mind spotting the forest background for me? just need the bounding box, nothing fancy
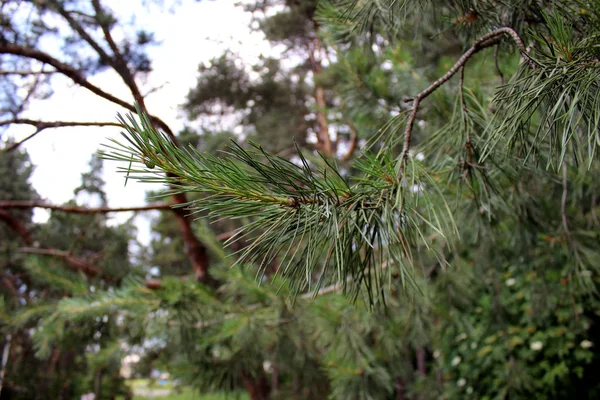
[1,1,599,400]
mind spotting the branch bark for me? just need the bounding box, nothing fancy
[0,120,121,152]
[17,247,101,277]
[0,42,173,136]
[308,36,332,157]
[0,200,172,214]
[399,27,534,176]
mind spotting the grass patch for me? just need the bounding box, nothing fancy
[125,379,248,400]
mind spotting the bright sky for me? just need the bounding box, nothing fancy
[5,0,273,245]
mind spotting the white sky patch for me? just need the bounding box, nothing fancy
[5,0,273,245]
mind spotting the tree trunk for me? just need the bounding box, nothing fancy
[94,368,103,400]
[416,346,427,400]
[241,370,271,400]
[308,36,332,157]
[395,376,406,400]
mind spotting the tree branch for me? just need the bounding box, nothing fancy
[399,27,534,175]
[91,0,149,121]
[341,124,358,161]
[1,2,211,285]
[0,200,172,214]
[0,70,56,76]
[0,43,173,136]
[16,247,101,277]
[0,209,32,245]
[0,120,121,152]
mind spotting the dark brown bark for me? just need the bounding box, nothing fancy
[171,192,214,286]
[94,368,103,400]
[1,277,19,298]
[241,370,271,400]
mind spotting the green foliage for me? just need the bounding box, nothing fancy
[4,0,600,399]
[103,108,456,301]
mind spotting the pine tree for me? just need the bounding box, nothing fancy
[3,1,600,399]
[100,1,600,398]
[1,152,135,399]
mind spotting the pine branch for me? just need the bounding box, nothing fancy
[103,108,455,298]
[399,27,534,174]
[0,200,171,214]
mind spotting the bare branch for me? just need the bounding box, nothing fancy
[0,120,122,152]
[0,70,57,76]
[55,5,114,68]
[308,36,332,157]
[143,82,169,98]
[91,0,149,120]
[0,200,172,214]
[0,43,173,136]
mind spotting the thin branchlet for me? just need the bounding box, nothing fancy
[398,27,535,177]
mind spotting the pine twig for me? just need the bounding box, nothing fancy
[399,27,535,176]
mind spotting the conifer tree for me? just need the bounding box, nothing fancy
[3,1,600,399]
[100,1,600,398]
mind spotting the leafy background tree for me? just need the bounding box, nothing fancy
[2,1,600,400]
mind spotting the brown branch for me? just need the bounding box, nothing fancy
[308,36,332,157]
[459,66,474,170]
[0,42,173,136]
[16,247,100,277]
[494,44,505,85]
[399,27,534,176]
[0,200,172,214]
[0,209,33,245]
[55,5,114,70]
[91,0,149,122]
[2,3,211,284]
[72,1,211,284]
[0,70,57,76]
[341,125,358,161]
[562,163,572,238]
[0,120,122,152]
